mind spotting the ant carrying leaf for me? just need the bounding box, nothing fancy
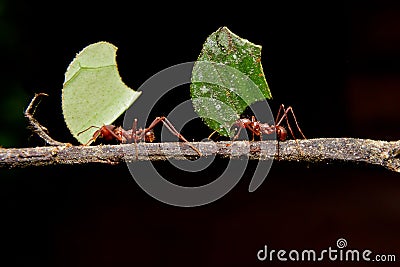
[231,104,306,142]
[78,116,202,156]
[191,27,306,155]
[207,103,307,153]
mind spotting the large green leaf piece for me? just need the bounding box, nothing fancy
[62,41,141,144]
[190,27,272,137]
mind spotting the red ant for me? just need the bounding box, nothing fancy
[230,104,306,142]
[78,116,202,156]
[208,104,306,157]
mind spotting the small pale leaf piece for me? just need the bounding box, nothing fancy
[190,27,272,137]
[62,41,141,144]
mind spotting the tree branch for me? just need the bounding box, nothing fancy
[1,138,399,172]
[5,93,398,172]
[24,93,70,146]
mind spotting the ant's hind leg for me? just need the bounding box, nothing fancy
[146,117,202,156]
[275,105,306,140]
[274,104,285,125]
[274,105,306,156]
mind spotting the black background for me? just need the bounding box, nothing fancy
[1,0,400,266]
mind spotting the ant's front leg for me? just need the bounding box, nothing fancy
[232,127,244,141]
[77,125,101,145]
[251,116,257,141]
[82,130,101,146]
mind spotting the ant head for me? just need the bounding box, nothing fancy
[144,130,155,142]
[89,127,108,143]
[276,125,287,141]
[78,125,120,145]
[98,125,118,141]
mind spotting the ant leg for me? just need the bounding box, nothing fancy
[161,117,202,156]
[131,118,139,159]
[276,104,306,140]
[83,131,101,146]
[251,116,256,141]
[271,111,283,159]
[231,124,257,142]
[245,125,260,141]
[278,106,297,142]
[276,139,281,160]
[276,105,306,155]
[77,126,100,146]
[232,126,244,141]
[208,130,218,140]
[226,126,243,147]
[145,117,202,156]
[130,119,138,141]
[274,104,285,125]
[143,116,164,133]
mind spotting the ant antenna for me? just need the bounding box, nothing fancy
[77,125,100,136]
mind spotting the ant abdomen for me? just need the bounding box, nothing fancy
[275,125,287,141]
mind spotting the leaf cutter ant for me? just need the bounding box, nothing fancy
[209,104,306,157]
[78,116,202,156]
[231,104,306,142]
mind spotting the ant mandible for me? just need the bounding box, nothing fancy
[217,104,306,142]
[78,116,202,156]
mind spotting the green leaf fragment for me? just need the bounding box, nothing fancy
[190,26,272,137]
[62,41,141,144]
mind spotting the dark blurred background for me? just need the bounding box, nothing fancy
[1,0,400,266]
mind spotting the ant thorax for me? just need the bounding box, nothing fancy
[121,128,138,143]
[120,128,155,143]
[99,125,119,141]
[119,128,131,143]
[259,123,275,135]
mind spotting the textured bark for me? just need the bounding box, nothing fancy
[1,138,400,172]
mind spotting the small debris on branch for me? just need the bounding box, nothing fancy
[24,93,70,146]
